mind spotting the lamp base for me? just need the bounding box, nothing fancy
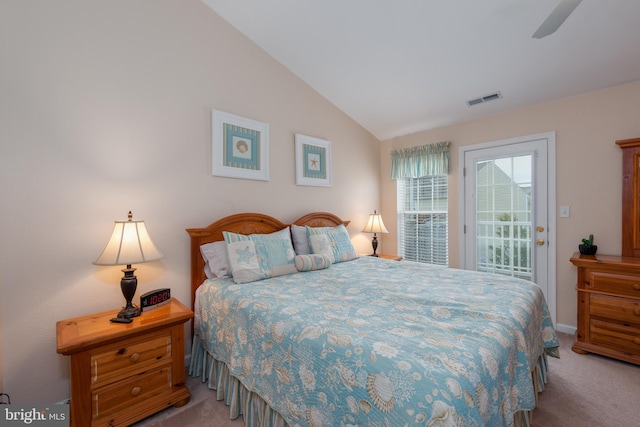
[117,305,141,319]
[371,234,379,257]
[118,266,141,319]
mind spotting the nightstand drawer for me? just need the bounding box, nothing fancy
[590,272,640,298]
[590,319,640,354]
[92,366,171,422]
[91,332,171,386]
[590,294,640,324]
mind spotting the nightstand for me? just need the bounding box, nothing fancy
[376,254,403,261]
[56,298,193,427]
[360,254,403,261]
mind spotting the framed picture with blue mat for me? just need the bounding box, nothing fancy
[295,133,331,187]
[212,110,269,181]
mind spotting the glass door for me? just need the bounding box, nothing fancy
[461,133,556,322]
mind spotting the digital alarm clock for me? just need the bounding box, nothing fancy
[140,288,171,312]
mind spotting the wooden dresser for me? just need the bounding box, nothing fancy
[570,137,640,365]
[570,253,640,364]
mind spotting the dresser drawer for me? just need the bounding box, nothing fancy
[590,294,640,324]
[590,319,640,354]
[91,332,171,386]
[92,366,172,421]
[589,272,640,298]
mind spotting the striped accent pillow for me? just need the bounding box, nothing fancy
[294,254,332,272]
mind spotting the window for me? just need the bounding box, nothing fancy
[397,175,448,265]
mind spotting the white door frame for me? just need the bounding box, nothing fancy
[458,132,556,324]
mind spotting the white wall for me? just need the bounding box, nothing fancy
[380,80,640,330]
[0,0,380,403]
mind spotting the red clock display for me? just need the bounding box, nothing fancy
[140,288,171,312]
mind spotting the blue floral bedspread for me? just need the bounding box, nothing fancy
[194,256,558,427]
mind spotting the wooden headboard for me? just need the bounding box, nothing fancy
[186,212,349,310]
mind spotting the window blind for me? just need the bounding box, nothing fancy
[397,175,448,266]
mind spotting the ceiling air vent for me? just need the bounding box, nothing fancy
[466,91,502,107]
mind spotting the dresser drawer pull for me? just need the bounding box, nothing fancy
[130,386,142,397]
[129,353,140,363]
[633,338,640,345]
[634,284,640,291]
[634,309,640,317]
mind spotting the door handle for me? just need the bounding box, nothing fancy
[536,226,545,233]
[536,239,545,246]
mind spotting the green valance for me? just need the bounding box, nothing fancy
[390,141,450,179]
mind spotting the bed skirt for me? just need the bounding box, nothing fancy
[189,334,551,427]
[189,335,288,427]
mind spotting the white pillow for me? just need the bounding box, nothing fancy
[200,241,232,278]
[291,224,311,255]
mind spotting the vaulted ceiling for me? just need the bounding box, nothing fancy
[202,0,640,140]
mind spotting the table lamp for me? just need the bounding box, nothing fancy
[93,211,163,318]
[362,210,388,257]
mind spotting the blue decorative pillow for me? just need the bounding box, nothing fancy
[306,224,358,263]
[294,254,332,272]
[223,227,297,284]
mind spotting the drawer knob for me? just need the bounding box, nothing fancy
[634,309,640,317]
[633,338,640,345]
[634,284,640,291]
[131,386,141,396]
[130,353,140,363]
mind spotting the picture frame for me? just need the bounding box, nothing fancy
[295,133,332,187]
[212,110,269,181]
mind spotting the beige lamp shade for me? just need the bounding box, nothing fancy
[362,210,389,234]
[94,213,163,266]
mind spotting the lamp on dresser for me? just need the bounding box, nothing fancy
[93,211,163,318]
[362,210,389,257]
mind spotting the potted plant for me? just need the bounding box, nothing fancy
[579,234,597,255]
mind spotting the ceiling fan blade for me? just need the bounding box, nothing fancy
[532,0,582,39]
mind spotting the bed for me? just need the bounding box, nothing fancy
[187,212,559,427]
